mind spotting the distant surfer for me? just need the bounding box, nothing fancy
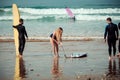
[65,7,76,21]
[104,17,118,60]
[13,18,28,57]
[50,27,63,57]
[72,16,76,21]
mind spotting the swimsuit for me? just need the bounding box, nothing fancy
[50,33,57,40]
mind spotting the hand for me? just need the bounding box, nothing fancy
[104,39,106,43]
[116,38,118,40]
[26,37,28,40]
[59,42,62,46]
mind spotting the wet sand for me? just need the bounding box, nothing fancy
[0,40,120,80]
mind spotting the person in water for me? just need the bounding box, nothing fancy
[104,17,118,60]
[50,27,63,57]
[72,16,76,21]
[13,18,28,57]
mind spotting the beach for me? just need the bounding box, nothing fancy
[0,40,120,80]
[0,0,120,80]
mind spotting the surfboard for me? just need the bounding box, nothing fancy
[64,53,87,58]
[12,4,21,80]
[65,7,75,20]
[12,4,20,56]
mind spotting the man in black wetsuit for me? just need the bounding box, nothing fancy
[104,17,118,60]
[13,18,28,57]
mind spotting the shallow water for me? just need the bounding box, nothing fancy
[1,41,120,80]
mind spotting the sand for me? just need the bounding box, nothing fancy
[0,40,120,80]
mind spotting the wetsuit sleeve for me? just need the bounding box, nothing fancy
[13,25,18,29]
[118,22,120,30]
[104,26,108,39]
[115,24,119,39]
[24,26,28,38]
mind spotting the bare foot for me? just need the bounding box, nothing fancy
[109,57,112,60]
[16,54,22,58]
[117,53,120,57]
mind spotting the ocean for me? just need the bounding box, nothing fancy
[0,0,120,40]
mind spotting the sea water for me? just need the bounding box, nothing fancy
[0,0,120,40]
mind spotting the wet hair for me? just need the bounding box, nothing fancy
[59,27,63,32]
[55,27,63,43]
[19,18,24,22]
[106,17,112,22]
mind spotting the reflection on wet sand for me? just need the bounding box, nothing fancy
[107,59,116,76]
[14,57,26,80]
[19,57,26,78]
[51,56,62,80]
[119,58,120,74]
[105,58,120,79]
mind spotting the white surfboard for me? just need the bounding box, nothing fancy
[64,53,87,58]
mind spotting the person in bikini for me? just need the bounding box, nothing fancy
[50,27,63,57]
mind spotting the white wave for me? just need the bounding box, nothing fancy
[2,8,120,15]
[76,15,120,20]
[4,8,12,12]
[72,8,120,14]
[0,36,103,41]
[1,8,120,21]
[19,8,120,15]
[21,15,43,20]
[19,8,66,15]
[0,8,11,12]
[0,14,120,21]
[0,16,12,20]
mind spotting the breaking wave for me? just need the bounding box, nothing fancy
[0,8,120,21]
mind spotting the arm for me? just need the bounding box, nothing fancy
[59,34,62,45]
[24,26,28,38]
[13,25,19,29]
[115,24,119,40]
[104,26,108,40]
[104,26,108,42]
[118,22,120,30]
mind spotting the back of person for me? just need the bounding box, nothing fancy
[17,24,26,39]
[107,23,117,39]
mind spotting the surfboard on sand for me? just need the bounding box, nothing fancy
[64,53,87,58]
[12,4,20,56]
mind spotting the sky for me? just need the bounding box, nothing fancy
[0,0,120,8]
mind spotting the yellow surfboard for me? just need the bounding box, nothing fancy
[12,4,20,56]
[12,4,21,80]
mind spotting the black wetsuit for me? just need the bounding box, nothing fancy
[104,23,118,56]
[13,24,28,55]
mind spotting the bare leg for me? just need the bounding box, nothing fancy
[50,38,56,56]
[55,42,59,57]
